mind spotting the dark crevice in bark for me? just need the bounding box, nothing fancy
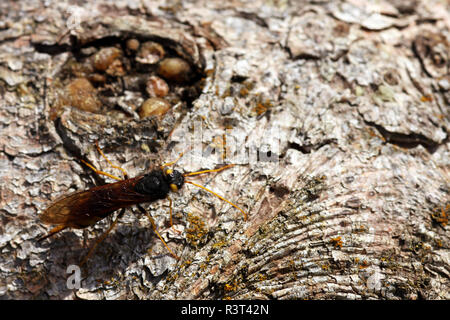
[283,138,337,156]
[363,119,447,154]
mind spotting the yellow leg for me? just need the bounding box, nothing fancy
[136,204,179,260]
[80,141,128,182]
[167,196,182,235]
[160,150,186,169]
[81,159,122,181]
[38,225,68,242]
[168,196,173,227]
[95,141,128,179]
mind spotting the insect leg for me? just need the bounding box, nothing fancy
[167,196,182,234]
[136,204,180,260]
[160,145,193,170]
[81,159,123,182]
[80,208,126,267]
[38,225,68,242]
[160,151,185,169]
[95,141,129,179]
[80,141,129,182]
[168,196,173,227]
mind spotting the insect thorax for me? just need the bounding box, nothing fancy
[134,169,184,199]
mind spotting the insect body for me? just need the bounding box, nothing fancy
[39,145,247,264]
[40,168,184,230]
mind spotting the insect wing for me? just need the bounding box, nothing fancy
[40,177,148,228]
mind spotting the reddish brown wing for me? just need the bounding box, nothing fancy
[41,176,150,229]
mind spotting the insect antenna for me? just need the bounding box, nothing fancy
[184,180,248,220]
[183,165,248,220]
[183,164,235,177]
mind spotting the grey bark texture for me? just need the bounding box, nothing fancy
[0,0,449,299]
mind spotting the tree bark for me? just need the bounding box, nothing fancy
[0,0,448,299]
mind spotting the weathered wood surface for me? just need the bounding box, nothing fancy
[0,0,448,299]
